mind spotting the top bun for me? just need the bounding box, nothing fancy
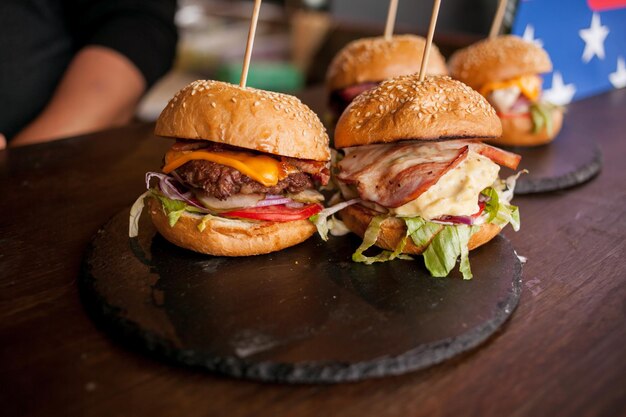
[155,80,330,161]
[448,35,552,90]
[334,75,502,148]
[326,35,448,92]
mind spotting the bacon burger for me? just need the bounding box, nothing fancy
[326,35,448,124]
[129,80,330,256]
[449,35,562,146]
[328,75,523,279]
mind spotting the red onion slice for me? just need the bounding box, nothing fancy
[145,172,208,211]
[255,197,292,207]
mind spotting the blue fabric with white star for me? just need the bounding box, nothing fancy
[512,0,626,104]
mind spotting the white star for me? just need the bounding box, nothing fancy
[579,13,609,63]
[609,57,626,89]
[543,72,576,105]
[522,24,543,48]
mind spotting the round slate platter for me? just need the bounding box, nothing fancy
[80,210,522,384]
[500,132,601,194]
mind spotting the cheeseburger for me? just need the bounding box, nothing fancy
[326,35,448,124]
[327,75,523,279]
[449,35,562,146]
[129,80,331,256]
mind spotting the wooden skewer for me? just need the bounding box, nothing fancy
[240,0,263,88]
[384,0,399,40]
[418,0,442,82]
[489,0,507,38]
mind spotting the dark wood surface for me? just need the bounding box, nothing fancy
[1,87,625,417]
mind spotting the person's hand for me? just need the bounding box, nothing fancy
[0,134,6,150]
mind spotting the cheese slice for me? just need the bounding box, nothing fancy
[162,149,286,187]
[479,74,542,101]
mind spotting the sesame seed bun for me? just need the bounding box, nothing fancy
[489,107,564,147]
[334,75,502,148]
[147,197,316,256]
[326,35,448,92]
[341,204,501,255]
[155,80,330,162]
[448,35,552,90]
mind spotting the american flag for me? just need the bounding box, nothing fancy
[511,0,626,104]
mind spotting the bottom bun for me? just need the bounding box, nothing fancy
[487,107,563,147]
[341,204,501,255]
[148,197,316,256]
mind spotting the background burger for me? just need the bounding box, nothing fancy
[449,35,563,147]
[326,35,448,125]
[129,80,331,256]
[328,74,523,279]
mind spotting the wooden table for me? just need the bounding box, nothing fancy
[1,87,625,417]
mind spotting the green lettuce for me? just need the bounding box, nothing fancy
[422,224,477,280]
[198,213,217,232]
[149,190,208,227]
[351,215,478,279]
[128,189,210,237]
[405,217,477,279]
[152,193,187,226]
[406,218,442,247]
[481,186,520,231]
[310,198,360,241]
[129,191,152,238]
[530,101,561,135]
[352,215,412,264]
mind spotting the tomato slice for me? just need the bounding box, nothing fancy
[221,203,322,222]
[472,201,486,219]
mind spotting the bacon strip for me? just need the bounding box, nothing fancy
[471,142,521,170]
[282,157,330,185]
[337,140,520,208]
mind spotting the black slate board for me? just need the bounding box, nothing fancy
[80,210,523,384]
[501,132,601,194]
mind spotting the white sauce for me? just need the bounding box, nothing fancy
[391,151,500,219]
[489,86,521,113]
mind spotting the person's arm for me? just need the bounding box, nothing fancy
[10,0,177,147]
[10,46,144,147]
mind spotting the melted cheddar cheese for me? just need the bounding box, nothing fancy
[479,74,542,101]
[162,149,289,187]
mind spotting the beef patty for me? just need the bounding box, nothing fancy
[175,160,314,200]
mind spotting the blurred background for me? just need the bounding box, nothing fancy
[137,0,505,120]
[137,0,626,120]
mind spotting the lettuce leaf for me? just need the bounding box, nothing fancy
[351,215,478,279]
[129,189,209,237]
[481,187,500,223]
[422,224,475,279]
[198,213,217,232]
[352,215,412,264]
[406,218,443,248]
[481,186,521,231]
[129,191,152,238]
[152,191,195,227]
[310,198,360,241]
[529,101,562,135]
